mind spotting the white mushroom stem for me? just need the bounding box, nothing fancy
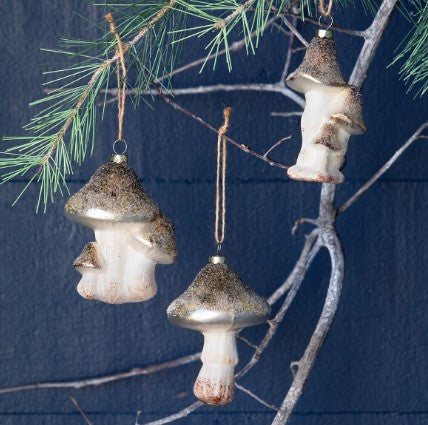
[193,330,238,405]
[77,224,158,304]
[288,86,353,183]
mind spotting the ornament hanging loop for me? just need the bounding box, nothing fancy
[318,15,333,31]
[113,139,127,155]
[214,107,232,247]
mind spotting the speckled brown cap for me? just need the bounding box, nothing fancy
[132,213,177,264]
[167,258,270,330]
[286,34,346,92]
[331,86,366,134]
[65,155,160,225]
[73,242,103,270]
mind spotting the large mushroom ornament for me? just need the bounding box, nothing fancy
[65,153,176,304]
[286,29,366,183]
[167,255,270,405]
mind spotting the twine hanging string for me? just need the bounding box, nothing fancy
[106,13,127,143]
[319,0,333,17]
[214,107,232,250]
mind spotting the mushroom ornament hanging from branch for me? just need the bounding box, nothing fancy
[286,29,366,183]
[167,108,270,405]
[167,255,270,405]
[65,13,176,304]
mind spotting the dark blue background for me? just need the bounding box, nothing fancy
[0,1,427,424]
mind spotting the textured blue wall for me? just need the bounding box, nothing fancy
[0,1,427,424]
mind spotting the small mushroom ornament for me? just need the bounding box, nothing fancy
[286,29,366,183]
[167,255,270,405]
[65,153,176,304]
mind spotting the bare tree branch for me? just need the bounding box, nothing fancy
[103,82,305,109]
[349,0,398,87]
[337,122,428,215]
[0,352,200,395]
[272,186,344,425]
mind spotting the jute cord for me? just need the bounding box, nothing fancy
[215,107,232,246]
[319,0,333,17]
[106,13,127,141]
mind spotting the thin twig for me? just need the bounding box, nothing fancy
[280,15,297,83]
[271,111,302,118]
[0,352,200,395]
[235,383,280,411]
[139,401,204,425]
[237,235,323,379]
[285,11,366,38]
[69,396,94,425]
[151,84,290,169]
[215,0,257,28]
[156,17,277,83]
[281,17,309,47]
[337,122,428,215]
[268,229,320,305]
[263,136,292,159]
[236,334,258,350]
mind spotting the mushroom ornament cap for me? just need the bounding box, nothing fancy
[65,154,160,227]
[167,256,270,406]
[167,258,271,331]
[286,31,346,92]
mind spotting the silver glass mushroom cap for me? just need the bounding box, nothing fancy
[167,256,270,405]
[286,29,346,93]
[65,154,177,304]
[65,154,160,227]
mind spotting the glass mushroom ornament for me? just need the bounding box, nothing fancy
[286,29,366,183]
[65,153,176,304]
[167,255,270,405]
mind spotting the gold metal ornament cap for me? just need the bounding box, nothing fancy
[317,29,333,39]
[209,255,225,264]
[111,153,128,164]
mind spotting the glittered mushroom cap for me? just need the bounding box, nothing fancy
[286,30,346,93]
[131,213,177,264]
[167,258,271,331]
[65,154,160,227]
[331,86,366,135]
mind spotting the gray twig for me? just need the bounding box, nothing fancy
[69,396,94,425]
[337,122,428,215]
[0,353,200,395]
[235,383,280,411]
[139,401,204,425]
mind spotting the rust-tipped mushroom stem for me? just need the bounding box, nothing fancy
[193,330,238,405]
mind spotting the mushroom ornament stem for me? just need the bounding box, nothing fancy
[194,330,238,405]
[167,255,270,405]
[286,29,366,183]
